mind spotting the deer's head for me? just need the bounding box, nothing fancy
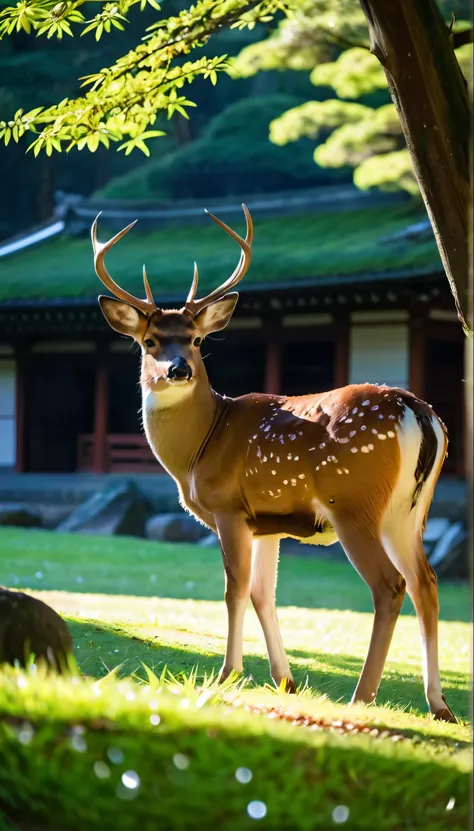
[92,205,253,405]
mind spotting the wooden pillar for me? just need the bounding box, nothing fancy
[264,340,281,395]
[334,315,349,388]
[14,344,27,472]
[409,315,425,398]
[92,348,108,473]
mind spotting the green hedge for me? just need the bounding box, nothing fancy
[98,95,351,201]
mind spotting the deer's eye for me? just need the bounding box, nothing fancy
[144,338,155,349]
[193,336,202,347]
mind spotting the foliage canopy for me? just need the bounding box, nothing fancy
[0,0,471,196]
[231,0,472,194]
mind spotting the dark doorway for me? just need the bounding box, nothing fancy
[281,340,335,396]
[425,334,465,475]
[204,337,265,398]
[26,353,95,472]
[108,352,142,434]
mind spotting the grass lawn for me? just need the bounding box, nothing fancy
[0,527,471,830]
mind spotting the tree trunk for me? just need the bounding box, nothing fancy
[359,0,472,336]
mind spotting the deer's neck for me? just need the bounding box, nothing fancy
[142,380,225,480]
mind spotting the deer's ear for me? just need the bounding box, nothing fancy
[194,292,239,336]
[99,296,148,339]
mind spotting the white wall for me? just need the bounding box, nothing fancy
[349,324,409,390]
[0,359,16,466]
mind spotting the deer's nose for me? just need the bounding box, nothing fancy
[167,356,192,381]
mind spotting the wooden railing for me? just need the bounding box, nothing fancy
[77,433,163,473]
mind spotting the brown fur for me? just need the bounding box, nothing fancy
[92,211,455,723]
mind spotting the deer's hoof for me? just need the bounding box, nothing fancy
[278,677,297,694]
[217,667,241,685]
[433,706,457,723]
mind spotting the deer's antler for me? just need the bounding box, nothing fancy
[91,213,158,316]
[185,204,254,316]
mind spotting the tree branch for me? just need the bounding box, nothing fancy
[318,26,371,52]
[452,28,474,49]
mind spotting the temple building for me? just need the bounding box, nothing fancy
[0,188,465,476]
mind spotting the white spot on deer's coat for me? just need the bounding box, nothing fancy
[361,446,369,453]
[271,470,276,475]
[289,434,296,441]
[378,434,386,440]
[362,400,370,406]
[387,431,395,438]
[368,443,374,450]
[336,437,349,444]
[346,418,353,424]
[350,431,356,438]
[298,474,305,479]
[287,454,292,460]
[351,447,358,453]
[283,479,288,485]
[352,407,358,414]
[319,442,326,449]
[371,405,379,411]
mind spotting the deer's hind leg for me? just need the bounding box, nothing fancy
[331,521,406,706]
[382,523,456,722]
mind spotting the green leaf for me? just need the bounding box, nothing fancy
[139,130,166,139]
[135,139,150,155]
[86,133,99,151]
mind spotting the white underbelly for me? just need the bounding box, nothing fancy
[283,528,339,547]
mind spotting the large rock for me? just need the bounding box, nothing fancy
[0,505,42,529]
[0,588,73,673]
[57,480,153,537]
[145,512,207,543]
[427,519,468,579]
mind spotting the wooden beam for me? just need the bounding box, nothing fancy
[92,347,108,473]
[409,316,426,398]
[334,316,349,388]
[14,345,27,472]
[264,341,281,395]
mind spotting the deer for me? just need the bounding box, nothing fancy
[91,205,456,723]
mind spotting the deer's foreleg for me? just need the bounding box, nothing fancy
[250,536,295,693]
[215,513,253,683]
